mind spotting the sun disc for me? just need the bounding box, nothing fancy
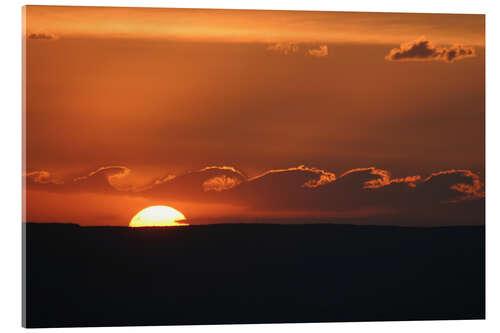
[129,205,188,227]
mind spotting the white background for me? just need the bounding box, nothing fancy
[0,0,498,332]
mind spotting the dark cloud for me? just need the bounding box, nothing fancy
[149,166,483,224]
[28,32,58,40]
[385,37,475,63]
[25,165,484,225]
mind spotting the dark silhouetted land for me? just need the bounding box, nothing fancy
[24,222,485,328]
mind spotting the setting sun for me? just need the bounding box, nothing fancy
[129,205,188,227]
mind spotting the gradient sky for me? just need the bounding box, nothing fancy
[23,6,485,226]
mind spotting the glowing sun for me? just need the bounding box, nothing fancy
[129,205,188,227]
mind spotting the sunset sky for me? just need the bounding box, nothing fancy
[23,6,485,226]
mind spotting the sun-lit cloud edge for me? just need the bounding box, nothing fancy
[248,165,337,188]
[340,167,421,189]
[73,166,132,190]
[25,164,484,204]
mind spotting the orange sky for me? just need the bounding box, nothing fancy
[23,6,485,226]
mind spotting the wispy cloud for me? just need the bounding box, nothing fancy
[307,45,328,57]
[267,42,300,55]
[267,43,329,57]
[24,170,63,184]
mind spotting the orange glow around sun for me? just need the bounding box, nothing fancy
[129,205,188,227]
